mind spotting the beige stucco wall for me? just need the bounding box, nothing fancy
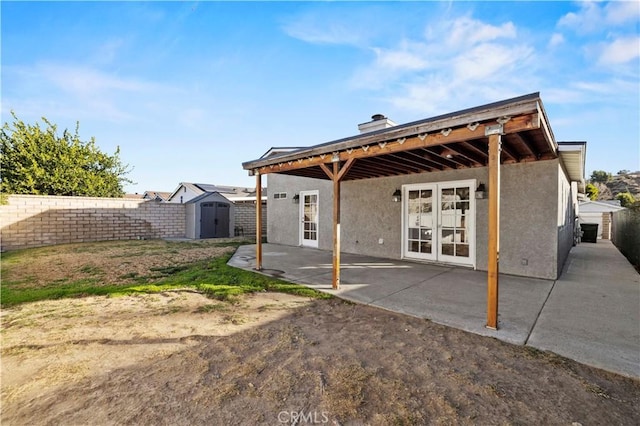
[267,159,564,280]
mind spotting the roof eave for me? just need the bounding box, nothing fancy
[243,92,546,171]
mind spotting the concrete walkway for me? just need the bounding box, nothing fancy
[229,241,640,378]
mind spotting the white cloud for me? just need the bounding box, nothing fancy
[452,42,534,82]
[558,1,640,33]
[41,64,156,97]
[549,33,565,48]
[598,36,640,65]
[349,15,534,115]
[604,0,640,25]
[3,62,176,123]
[444,17,516,47]
[373,45,429,71]
[558,1,602,32]
[281,12,370,46]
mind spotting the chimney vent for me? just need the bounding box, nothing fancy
[358,114,397,134]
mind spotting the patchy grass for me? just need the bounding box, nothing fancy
[1,241,330,307]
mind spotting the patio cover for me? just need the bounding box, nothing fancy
[242,92,581,329]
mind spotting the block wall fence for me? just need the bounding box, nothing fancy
[1,195,268,251]
[1,195,186,251]
[234,202,267,238]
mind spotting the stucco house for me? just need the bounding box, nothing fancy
[242,93,586,327]
[578,200,625,240]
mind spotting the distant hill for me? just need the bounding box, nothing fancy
[595,171,640,201]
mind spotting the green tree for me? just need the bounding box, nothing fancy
[590,170,612,183]
[615,191,636,208]
[1,112,132,197]
[585,183,599,201]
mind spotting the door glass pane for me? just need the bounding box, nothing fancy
[303,193,318,242]
[456,244,470,257]
[441,244,454,256]
[407,189,433,255]
[456,187,470,201]
[440,185,471,259]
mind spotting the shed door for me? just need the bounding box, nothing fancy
[201,202,230,239]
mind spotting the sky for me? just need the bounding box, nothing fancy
[2,1,639,194]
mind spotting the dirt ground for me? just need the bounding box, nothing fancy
[2,240,640,425]
[2,290,640,425]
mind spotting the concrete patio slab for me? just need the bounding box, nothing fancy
[230,244,553,346]
[229,241,640,378]
[527,241,640,378]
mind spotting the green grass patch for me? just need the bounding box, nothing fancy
[1,249,330,307]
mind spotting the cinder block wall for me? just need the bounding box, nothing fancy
[234,202,267,238]
[0,195,186,251]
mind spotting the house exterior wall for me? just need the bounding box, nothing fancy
[268,159,563,280]
[167,185,201,204]
[0,194,186,251]
[266,175,333,247]
[556,164,576,276]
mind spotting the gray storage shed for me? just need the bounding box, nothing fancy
[185,192,235,239]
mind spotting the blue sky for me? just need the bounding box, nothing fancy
[2,1,639,194]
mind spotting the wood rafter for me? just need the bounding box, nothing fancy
[421,148,462,169]
[387,152,435,172]
[500,141,520,162]
[510,132,537,159]
[445,143,487,166]
[254,113,540,175]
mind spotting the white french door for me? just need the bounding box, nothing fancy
[299,190,319,248]
[403,180,475,267]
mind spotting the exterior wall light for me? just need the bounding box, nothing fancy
[476,183,485,199]
[292,194,300,204]
[392,189,402,203]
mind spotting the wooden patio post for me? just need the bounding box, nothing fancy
[332,161,341,289]
[487,132,501,329]
[255,173,263,271]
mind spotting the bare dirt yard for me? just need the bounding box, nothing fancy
[2,240,639,425]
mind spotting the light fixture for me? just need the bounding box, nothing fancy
[475,183,485,199]
[392,189,402,203]
[292,194,300,204]
[441,148,455,159]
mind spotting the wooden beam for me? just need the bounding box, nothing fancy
[510,132,537,158]
[319,163,333,179]
[255,173,263,271]
[500,140,520,162]
[336,158,356,181]
[332,161,341,290]
[487,133,501,329]
[255,114,539,175]
[444,143,486,166]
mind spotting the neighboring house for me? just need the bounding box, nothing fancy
[166,182,264,204]
[578,200,625,240]
[242,93,587,282]
[142,191,172,202]
[167,182,267,239]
